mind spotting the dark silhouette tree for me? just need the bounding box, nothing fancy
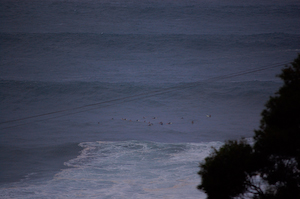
[198,140,261,199]
[198,54,300,199]
[254,54,300,198]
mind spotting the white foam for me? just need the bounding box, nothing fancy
[0,140,223,199]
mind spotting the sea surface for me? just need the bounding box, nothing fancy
[0,0,299,198]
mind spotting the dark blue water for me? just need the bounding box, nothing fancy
[0,0,299,198]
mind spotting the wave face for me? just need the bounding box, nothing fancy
[0,0,299,198]
[1,32,299,83]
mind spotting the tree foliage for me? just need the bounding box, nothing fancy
[198,140,255,199]
[198,54,300,199]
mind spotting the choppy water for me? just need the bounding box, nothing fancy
[0,0,299,198]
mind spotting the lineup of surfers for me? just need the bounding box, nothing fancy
[105,115,211,126]
[120,116,171,126]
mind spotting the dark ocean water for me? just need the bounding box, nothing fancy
[0,0,299,198]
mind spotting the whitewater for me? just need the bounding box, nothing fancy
[0,0,299,198]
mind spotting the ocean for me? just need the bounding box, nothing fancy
[0,0,299,198]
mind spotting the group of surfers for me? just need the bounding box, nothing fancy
[109,115,211,126]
